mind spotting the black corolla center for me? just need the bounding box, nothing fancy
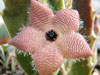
[46,30,58,42]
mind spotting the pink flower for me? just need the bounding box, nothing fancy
[8,0,93,75]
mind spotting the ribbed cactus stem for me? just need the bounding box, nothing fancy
[2,0,36,75]
[67,0,99,75]
[58,0,66,9]
[47,0,65,11]
[65,0,73,8]
[94,16,100,36]
[2,0,99,75]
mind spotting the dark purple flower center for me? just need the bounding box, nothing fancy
[46,30,58,42]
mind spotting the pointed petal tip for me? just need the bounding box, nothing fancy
[71,50,93,59]
[33,43,64,75]
[57,32,94,59]
[8,40,13,45]
[30,0,53,27]
[8,39,18,48]
[86,48,93,57]
[53,9,79,32]
[88,50,93,56]
[79,49,93,59]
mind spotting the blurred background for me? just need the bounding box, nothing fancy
[0,0,100,75]
[0,0,26,74]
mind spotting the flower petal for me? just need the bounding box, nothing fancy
[33,43,64,75]
[56,31,93,59]
[8,26,46,53]
[29,0,54,27]
[52,9,79,33]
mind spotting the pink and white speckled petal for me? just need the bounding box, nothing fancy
[8,26,46,53]
[33,43,64,75]
[52,9,79,33]
[29,0,54,28]
[57,31,93,59]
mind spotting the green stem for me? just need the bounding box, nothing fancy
[52,69,60,75]
[58,0,65,9]
[2,0,36,75]
[48,0,65,11]
[0,60,7,68]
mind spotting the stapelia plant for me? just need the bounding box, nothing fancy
[8,0,93,75]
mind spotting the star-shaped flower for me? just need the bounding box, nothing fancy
[8,0,93,75]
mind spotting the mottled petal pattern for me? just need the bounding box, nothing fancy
[56,31,93,59]
[29,0,54,27]
[8,0,93,75]
[8,26,46,53]
[33,43,64,75]
[53,9,79,33]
